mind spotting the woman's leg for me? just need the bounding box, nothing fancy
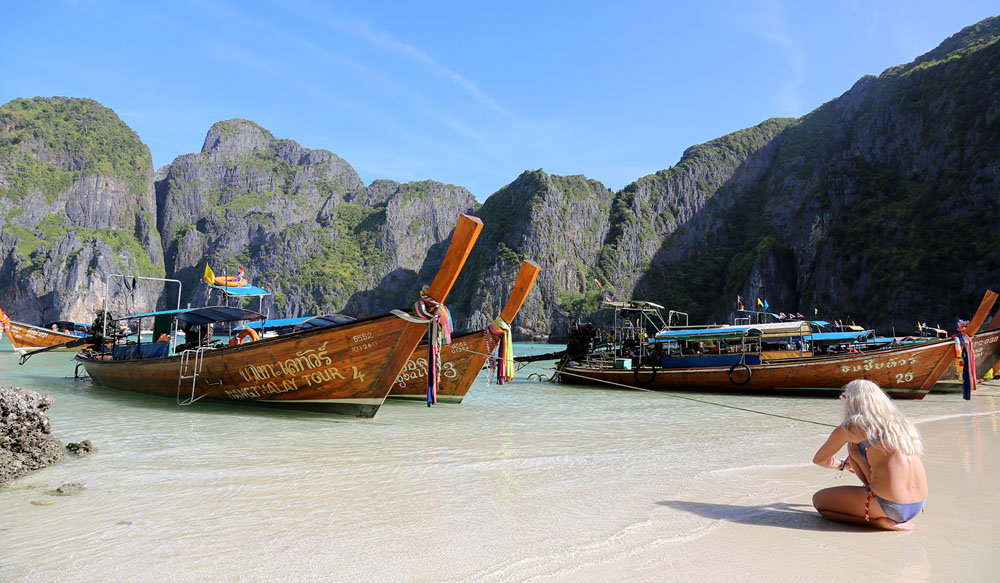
[812,485,912,530]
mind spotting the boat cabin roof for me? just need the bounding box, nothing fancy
[237,314,354,332]
[654,321,812,342]
[42,320,90,330]
[808,330,876,344]
[601,300,665,312]
[119,306,265,325]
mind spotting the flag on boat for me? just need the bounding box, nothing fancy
[779,312,787,319]
[796,313,804,319]
[763,299,770,310]
[203,264,216,285]
[757,297,763,308]
[737,295,744,310]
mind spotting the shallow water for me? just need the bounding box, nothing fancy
[1,339,997,582]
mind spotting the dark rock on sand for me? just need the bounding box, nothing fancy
[66,440,95,457]
[46,482,85,496]
[0,385,65,484]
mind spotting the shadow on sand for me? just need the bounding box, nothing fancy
[655,500,876,532]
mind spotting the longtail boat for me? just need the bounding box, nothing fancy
[0,307,91,356]
[74,214,483,417]
[389,259,541,403]
[558,291,998,400]
[946,307,1000,381]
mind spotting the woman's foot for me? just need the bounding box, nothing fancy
[872,517,916,531]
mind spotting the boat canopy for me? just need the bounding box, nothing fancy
[204,283,270,296]
[117,306,265,324]
[601,300,665,312]
[42,321,91,332]
[237,314,354,332]
[653,321,812,342]
[808,330,876,345]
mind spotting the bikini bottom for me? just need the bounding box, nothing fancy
[865,485,925,522]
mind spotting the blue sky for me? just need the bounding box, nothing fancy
[3,1,997,200]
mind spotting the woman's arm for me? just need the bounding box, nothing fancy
[813,425,851,468]
[846,442,871,485]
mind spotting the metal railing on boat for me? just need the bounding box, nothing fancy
[177,347,220,405]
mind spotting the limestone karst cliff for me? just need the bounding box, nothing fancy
[2,17,999,339]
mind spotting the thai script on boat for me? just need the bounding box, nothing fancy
[974,334,999,358]
[840,354,918,374]
[238,341,334,382]
[394,355,459,388]
[225,363,367,400]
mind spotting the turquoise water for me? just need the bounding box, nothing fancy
[1,339,998,582]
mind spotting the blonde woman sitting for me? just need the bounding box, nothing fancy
[812,379,927,531]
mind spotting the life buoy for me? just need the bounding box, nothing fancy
[235,328,260,344]
[214,276,248,287]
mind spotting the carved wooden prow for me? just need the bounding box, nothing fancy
[963,289,998,337]
[499,259,542,324]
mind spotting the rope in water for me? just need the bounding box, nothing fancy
[447,344,839,428]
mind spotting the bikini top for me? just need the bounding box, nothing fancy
[858,438,881,463]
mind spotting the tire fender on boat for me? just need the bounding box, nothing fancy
[728,362,752,385]
[633,364,657,385]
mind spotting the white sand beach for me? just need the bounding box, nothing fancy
[2,352,999,582]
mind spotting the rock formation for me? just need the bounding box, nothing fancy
[2,17,999,339]
[0,386,64,484]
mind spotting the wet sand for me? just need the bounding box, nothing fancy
[585,381,1000,583]
[3,350,999,582]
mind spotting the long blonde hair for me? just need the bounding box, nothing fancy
[842,379,923,456]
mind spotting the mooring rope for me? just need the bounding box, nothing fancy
[446,344,839,427]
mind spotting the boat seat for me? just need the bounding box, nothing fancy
[113,342,170,360]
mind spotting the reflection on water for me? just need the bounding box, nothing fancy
[1,347,998,582]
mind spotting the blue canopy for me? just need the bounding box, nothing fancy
[654,321,812,342]
[42,321,91,334]
[808,331,875,343]
[237,314,354,332]
[118,306,265,325]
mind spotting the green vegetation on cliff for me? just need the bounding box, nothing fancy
[0,97,151,201]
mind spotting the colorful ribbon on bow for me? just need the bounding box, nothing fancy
[0,307,10,331]
[956,332,977,400]
[413,291,452,406]
[487,316,514,384]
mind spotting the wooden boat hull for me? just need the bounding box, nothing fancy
[936,328,1000,391]
[4,322,81,355]
[388,259,541,403]
[561,339,955,399]
[78,312,432,416]
[76,213,484,417]
[389,331,490,403]
[971,328,1000,378]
